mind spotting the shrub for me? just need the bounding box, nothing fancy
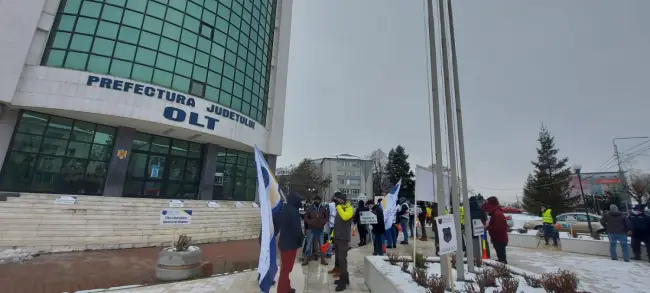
[541,269,579,293]
[174,234,192,251]
[464,282,486,293]
[491,263,511,279]
[523,273,542,288]
[401,257,410,273]
[475,268,498,289]
[495,276,519,293]
[415,252,427,269]
[411,267,429,287]
[570,228,578,238]
[387,252,401,265]
[475,256,483,267]
[450,254,457,269]
[425,274,447,293]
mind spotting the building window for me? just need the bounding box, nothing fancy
[337,179,345,185]
[351,189,360,195]
[0,111,115,195]
[123,132,202,199]
[347,179,360,186]
[41,0,277,126]
[213,147,256,201]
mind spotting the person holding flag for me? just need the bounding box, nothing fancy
[275,192,305,293]
[255,146,288,293]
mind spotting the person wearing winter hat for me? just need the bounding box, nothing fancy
[330,192,353,291]
[601,204,631,261]
[481,196,508,264]
[629,204,650,261]
[397,197,410,244]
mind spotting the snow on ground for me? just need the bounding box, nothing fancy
[506,213,540,230]
[507,246,650,293]
[367,256,545,293]
[0,248,38,264]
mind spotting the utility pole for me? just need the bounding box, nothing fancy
[426,0,450,283]
[438,0,465,281]
[613,136,649,211]
[446,0,475,273]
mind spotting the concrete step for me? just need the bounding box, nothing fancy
[0,227,258,240]
[0,205,261,216]
[17,193,257,207]
[5,198,258,209]
[1,225,256,236]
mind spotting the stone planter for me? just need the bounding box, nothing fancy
[560,237,647,260]
[155,246,202,282]
[507,233,543,249]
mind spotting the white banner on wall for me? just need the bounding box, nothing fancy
[160,209,192,225]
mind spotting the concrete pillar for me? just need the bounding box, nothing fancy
[103,127,135,197]
[0,107,19,172]
[266,154,277,173]
[199,144,219,200]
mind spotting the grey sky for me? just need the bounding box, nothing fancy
[277,0,650,203]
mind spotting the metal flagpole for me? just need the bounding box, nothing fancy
[438,0,465,281]
[447,0,475,273]
[426,0,450,283]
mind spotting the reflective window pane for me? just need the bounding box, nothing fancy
[43,0,275,126]
[127,152,148,177]
[0,152,38,191]
[150,136,170,154]
[12,134,43,153]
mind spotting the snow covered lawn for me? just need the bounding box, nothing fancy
[0,248,38,264]
[365,255,547,293]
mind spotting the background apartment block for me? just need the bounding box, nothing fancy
[312,154,372,202]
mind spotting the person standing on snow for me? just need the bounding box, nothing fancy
[540,206,558,246]
[302,195,328,266]
[481,196,509,264]
[353,200,369,246]
[629,204,650,261]
[417,201,428,241]
[331,192,353,292]
[325,197,338,259]
[600,204,631,262]
[367,200,385,255]
[276,192,305,293]
[397,197,410,244]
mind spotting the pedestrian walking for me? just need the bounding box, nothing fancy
[302,195,328,266]
[329,192,353,292]
[481,196,508,264]
[601,204,631,261]
[353,200,369,246]
[276,192,304,293]
[629,204,650,261]
[540,206,558,246]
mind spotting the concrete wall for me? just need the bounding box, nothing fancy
[561,237,647,260]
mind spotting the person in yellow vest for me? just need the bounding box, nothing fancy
[541,206,558,246]
[426,205,432,226]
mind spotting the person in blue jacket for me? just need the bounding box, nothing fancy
[629,204,650,261]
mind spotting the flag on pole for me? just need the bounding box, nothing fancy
[255,146,285,293]
[382,180,401,230]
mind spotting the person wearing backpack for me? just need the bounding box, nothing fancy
[601,204,631,261]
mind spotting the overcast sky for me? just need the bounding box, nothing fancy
[276,0,650,203]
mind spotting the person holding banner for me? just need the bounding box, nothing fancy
[276,192,305,293]
[367,200,385,255]
[353,200,369,247]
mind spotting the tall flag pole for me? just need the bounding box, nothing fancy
[254,146,285,293]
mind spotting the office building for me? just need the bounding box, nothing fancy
[312,154,373,202]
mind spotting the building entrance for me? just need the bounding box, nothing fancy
[123,132,203,199]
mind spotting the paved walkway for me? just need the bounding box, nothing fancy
[0,239,260,293]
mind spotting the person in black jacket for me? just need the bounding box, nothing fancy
[629,204,650,261]
[276,192,304,293]
[417,201,428,241]
[367,200,385,255]
[353,200,369,246]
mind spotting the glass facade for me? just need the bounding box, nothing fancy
[42,0,276,125]
[213,147,256,201]
[123,132,203,199]
[0,111,115,195]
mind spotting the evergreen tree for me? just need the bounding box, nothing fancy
[385,145,415,200]
[522,126,581,214]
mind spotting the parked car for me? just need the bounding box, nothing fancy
[523,212,605,234]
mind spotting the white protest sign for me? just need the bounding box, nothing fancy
[435,214,458,255]
[207,201,220,208]
[160,209,192,225]
[252,202,259,208]
[235,201,243,208]
[55,196,77,205]
[169,200,184,208]
[472,219,485,236]
[360,211,378,224]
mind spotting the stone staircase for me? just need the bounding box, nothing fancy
[0,194,261,253]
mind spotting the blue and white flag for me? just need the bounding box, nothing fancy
[382,179,402,230]
[255,146,285,293]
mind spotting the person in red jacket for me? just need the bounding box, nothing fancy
[481,196,508,264]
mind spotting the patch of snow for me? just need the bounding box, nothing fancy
[0,248,38,264]
[98,272,248,293]
[163,245,200,252]
[367,256,546,293]
[75,285,142,293]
